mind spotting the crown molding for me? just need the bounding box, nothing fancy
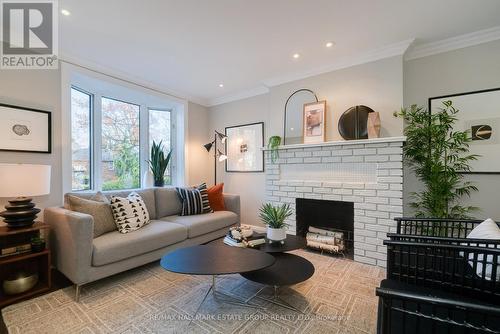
[207,39,414,107]
[59,53,210,106]
[405,26,500,61]
[263,38,415,87]
[207,85,270,107]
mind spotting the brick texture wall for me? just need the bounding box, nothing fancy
[264,138,405,267]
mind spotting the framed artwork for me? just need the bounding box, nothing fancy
[303,100,326,144]
[225,122,264,172]
[0,103,51,153]
[429,87,500,174]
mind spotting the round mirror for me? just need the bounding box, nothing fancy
[283,89,318,145]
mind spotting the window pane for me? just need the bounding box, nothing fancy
[71,88,92,191]
[149,109,172,184]
[101,97,140,190]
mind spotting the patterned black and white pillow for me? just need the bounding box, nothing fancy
[110,192,150,233]
[176,183,213,216]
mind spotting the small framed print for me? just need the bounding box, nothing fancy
[225,122,264,172]
[303,100,326,144]
[0,103,52,153]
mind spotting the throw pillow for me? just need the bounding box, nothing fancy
[176,183,213,216]
[208,183,225,211]
[110,192,151,233]
[67,192,116,238]
[465,218,500,280]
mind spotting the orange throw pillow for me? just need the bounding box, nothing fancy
[208,183,225,211]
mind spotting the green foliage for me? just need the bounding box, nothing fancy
[267,136,282,163]
[394,101,479,218]
[259,203,293,229]
[147,140,171,186]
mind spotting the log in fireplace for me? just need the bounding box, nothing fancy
[296,198,354,259]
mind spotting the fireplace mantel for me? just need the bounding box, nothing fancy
[262,136,406,151]
[264,136,405,268]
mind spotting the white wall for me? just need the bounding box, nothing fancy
[209,56,404,226]
[187,102,210,185]
[404,40,500,220]
[0,66,208,223]
[0,69,62,217]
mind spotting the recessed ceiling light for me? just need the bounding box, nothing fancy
[326,41,334,48]
[292,53,300,59]
[61,9,71,16]
[218,83,224,88]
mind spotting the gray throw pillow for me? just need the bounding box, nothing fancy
[67,192,117,238]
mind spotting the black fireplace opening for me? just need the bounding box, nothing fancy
[296,198,354,259]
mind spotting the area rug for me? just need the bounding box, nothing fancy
[2,250,383,334]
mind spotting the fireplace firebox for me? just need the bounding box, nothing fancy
[296,198,354,258]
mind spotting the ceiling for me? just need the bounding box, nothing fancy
[59,0,500,106]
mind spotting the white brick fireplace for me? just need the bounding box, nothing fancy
[264,137,406,267]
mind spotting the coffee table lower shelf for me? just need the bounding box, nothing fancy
[241,253,315,313]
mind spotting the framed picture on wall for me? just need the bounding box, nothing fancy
[303,100,326,144]
[429,87,500,174]
[0,103,52,153]
[225,122,264,172]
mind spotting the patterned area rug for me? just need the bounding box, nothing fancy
[2,250,384,334]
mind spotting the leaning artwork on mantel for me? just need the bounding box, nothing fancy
[225,122,264,172]
[429,87,500,174]
[0,103,52,153]
[303,100,326,144]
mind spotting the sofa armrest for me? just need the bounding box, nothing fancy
[44,207,94,285]
[223,193,240,222]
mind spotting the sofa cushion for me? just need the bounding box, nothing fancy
[155,187,182,217]
[65,188,157,220]
[110,192,150,234]
[92,220,187,266]
[160,211,238,238]
[67,193,116,238]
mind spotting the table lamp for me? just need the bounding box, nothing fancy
[0,164,51,228]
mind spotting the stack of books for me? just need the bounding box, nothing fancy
[1,243,31,258]
[223,228,267,248]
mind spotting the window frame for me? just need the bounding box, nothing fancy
[69,87,174,192]
[70,86,94,191]
[100,95,142,191]
[148,107,173,185]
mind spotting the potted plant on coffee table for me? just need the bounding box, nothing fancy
[259,203,293,244]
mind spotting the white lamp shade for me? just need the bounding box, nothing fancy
[0,164,51,197]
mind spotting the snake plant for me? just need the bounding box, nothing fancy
[147,140,171,187]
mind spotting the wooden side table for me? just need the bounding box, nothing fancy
[0,222,51,308]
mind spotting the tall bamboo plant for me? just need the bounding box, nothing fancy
[394,101,479,218]
[147,141,171,187]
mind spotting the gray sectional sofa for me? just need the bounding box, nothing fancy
[44,187,240,301]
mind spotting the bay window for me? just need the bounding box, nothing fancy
[70,87,173,192]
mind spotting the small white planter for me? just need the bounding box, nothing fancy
[267,227,287,242]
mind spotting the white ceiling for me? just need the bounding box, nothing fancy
[59,0,500,106]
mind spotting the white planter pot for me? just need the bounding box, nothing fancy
[267,227,287,241]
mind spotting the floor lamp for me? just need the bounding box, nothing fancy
[204,130,228,185]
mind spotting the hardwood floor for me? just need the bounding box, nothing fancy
[0,269,72,334]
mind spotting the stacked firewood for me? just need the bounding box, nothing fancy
[306,226,345,253]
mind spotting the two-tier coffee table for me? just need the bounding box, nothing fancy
[160,244,275,320]
[239,234,315,313]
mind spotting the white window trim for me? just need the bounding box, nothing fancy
[61,62,188,196]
